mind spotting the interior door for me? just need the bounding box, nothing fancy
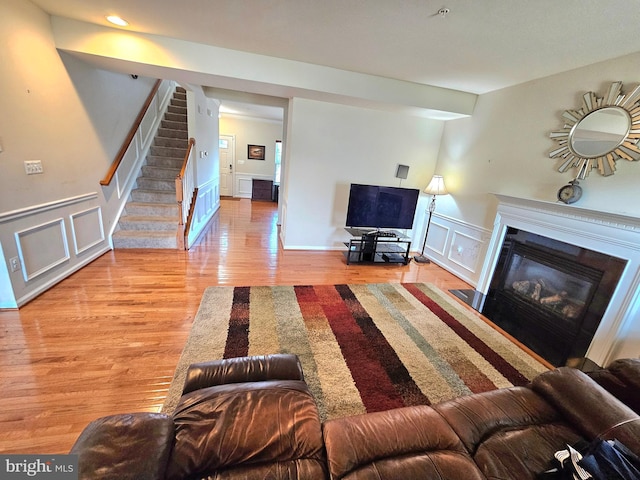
[219,135,235,197]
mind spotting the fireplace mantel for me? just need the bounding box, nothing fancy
[477,194,640,366]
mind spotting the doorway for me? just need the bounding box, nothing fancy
[219,134,235,197]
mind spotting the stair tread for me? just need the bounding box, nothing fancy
[113,230,176,237]
[126,201,176,207]
[136,178,177,184]
[120,214,177,220]
[154,138,188,143]
[131,187,176,193]
[143,164,181,172]
[132,185,176,190]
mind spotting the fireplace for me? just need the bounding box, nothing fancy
[455,195,640,367]
[479,228,625,366]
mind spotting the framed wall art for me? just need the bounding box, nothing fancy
[247,144,265,160]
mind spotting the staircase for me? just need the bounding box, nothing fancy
[112,87,188,248]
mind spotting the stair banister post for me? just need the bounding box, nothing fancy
[175,176,184,226]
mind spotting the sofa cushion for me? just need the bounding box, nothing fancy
[323,405,485,480]
[70,413,174,480]
[434,387,582,479]
[166,379,326,480]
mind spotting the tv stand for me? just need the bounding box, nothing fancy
[344,228,412,265]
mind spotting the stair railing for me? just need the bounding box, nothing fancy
[100,79,162,186]
[176,138,197,249]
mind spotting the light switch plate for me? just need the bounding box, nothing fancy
[9,257,20,272]
[24,160,43,175]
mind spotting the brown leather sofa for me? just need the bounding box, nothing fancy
[70,354,640,480]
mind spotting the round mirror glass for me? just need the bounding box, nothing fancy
[570,106,630,158]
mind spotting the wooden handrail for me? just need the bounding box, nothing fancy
[100,79,162,186]
[178,138,196,180]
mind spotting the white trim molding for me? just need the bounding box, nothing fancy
[0,192,98,223]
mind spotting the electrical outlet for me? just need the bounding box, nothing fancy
[24,160,43,175]
[9,256,20,273]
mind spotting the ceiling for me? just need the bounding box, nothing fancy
[29,0,640,116]
[219,102,284,122]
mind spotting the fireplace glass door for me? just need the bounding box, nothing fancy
[503,253,595,323]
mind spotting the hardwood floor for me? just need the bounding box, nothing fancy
[0,198,473,454]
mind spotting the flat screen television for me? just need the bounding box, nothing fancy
[345,183,420,230]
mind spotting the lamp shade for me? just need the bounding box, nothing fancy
[424,175,448,195]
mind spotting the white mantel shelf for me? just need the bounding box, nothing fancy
[493,194,640,233]
[477,194,640,366]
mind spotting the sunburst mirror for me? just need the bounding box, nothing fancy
[549,81,640,178]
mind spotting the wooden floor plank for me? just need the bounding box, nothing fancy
[0,198,477,454]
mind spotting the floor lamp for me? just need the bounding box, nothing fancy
[414,175,448,264]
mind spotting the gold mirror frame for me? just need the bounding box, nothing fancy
[549,81,640,178]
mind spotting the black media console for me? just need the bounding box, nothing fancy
[344,228,412,265]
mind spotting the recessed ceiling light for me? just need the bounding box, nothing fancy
[106,15,128,27]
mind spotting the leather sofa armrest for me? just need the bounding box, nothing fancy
[322,406,485,480]
[588,358,640,413]
[531,367,640,451]
[607,358,640,388]
[182,353,304,395]
[607,358,640,412]
[70,413,174,480]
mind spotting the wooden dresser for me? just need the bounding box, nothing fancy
[251,179,274,201]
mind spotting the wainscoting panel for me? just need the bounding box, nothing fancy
[186,180,220,249]
[236,175,253,198]
[423,213,491,286]
[448,230,485,274]
[70,207,105,255]
[15,218,70,282]
[280,201,288,242]
[0,192,110,307]
[425,221,449,257]
[115,134,141,200]
[140,106,156,147]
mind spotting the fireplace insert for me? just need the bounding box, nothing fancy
[478,229,626,366]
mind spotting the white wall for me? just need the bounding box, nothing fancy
[437,52,640,228]
[220,116,283,179]
[282,98,445,250]
[184,85,221,245]
[185,86,221,187]
[0,2,156,212]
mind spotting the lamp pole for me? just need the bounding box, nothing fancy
[414,175,447,264]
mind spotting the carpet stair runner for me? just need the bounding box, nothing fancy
[112,87,188,248]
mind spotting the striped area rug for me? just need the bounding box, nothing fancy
[162,283,548,420]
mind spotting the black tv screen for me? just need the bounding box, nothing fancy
[345,184,420,230]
